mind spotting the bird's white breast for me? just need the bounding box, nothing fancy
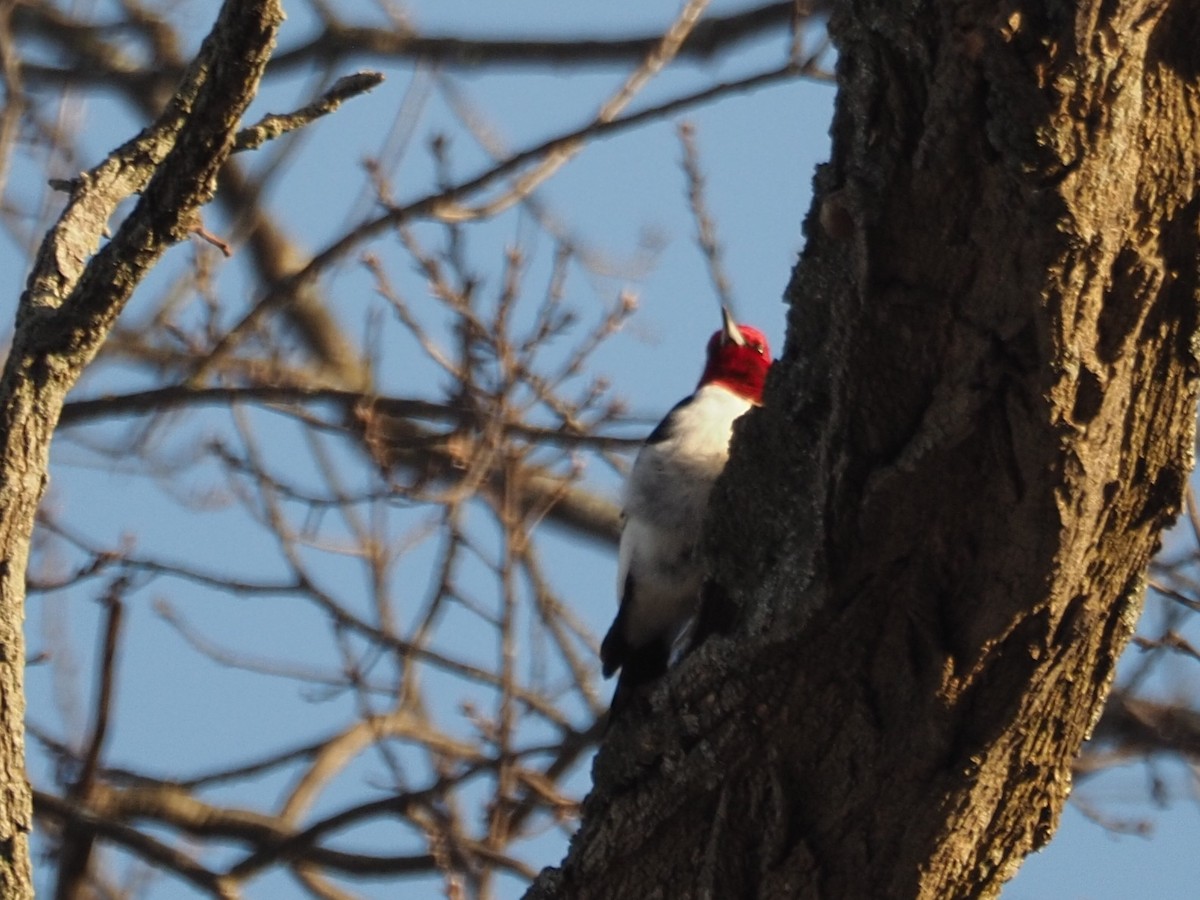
[617,384,754,644]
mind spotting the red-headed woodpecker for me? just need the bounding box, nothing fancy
[601,307,772,715]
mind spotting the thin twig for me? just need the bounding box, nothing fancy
[678,121,735,312]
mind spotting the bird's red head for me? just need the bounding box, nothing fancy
[698,307,772,403]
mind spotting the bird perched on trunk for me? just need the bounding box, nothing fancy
[601,307,772,715]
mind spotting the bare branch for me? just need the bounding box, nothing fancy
[233,71,386,153]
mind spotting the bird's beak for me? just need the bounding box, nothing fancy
[721,306,746,346]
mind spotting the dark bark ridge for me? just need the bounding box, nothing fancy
[530,2,1200,899]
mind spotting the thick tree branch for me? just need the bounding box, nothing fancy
[58,385,626,544]
[15,3,823,88]
[1087,692,1200,767]
[0,2,287,894]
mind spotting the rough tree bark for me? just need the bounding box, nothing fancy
[0,3,284,895]
[530,1,1200,898]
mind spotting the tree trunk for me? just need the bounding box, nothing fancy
[0,4,282,895]
[529,1,1200,897]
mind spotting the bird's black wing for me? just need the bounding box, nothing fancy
[601,572,671,717]
[600,571,634,677]
[643,393,694,445]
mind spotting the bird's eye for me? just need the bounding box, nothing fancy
[752,342,765,355]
